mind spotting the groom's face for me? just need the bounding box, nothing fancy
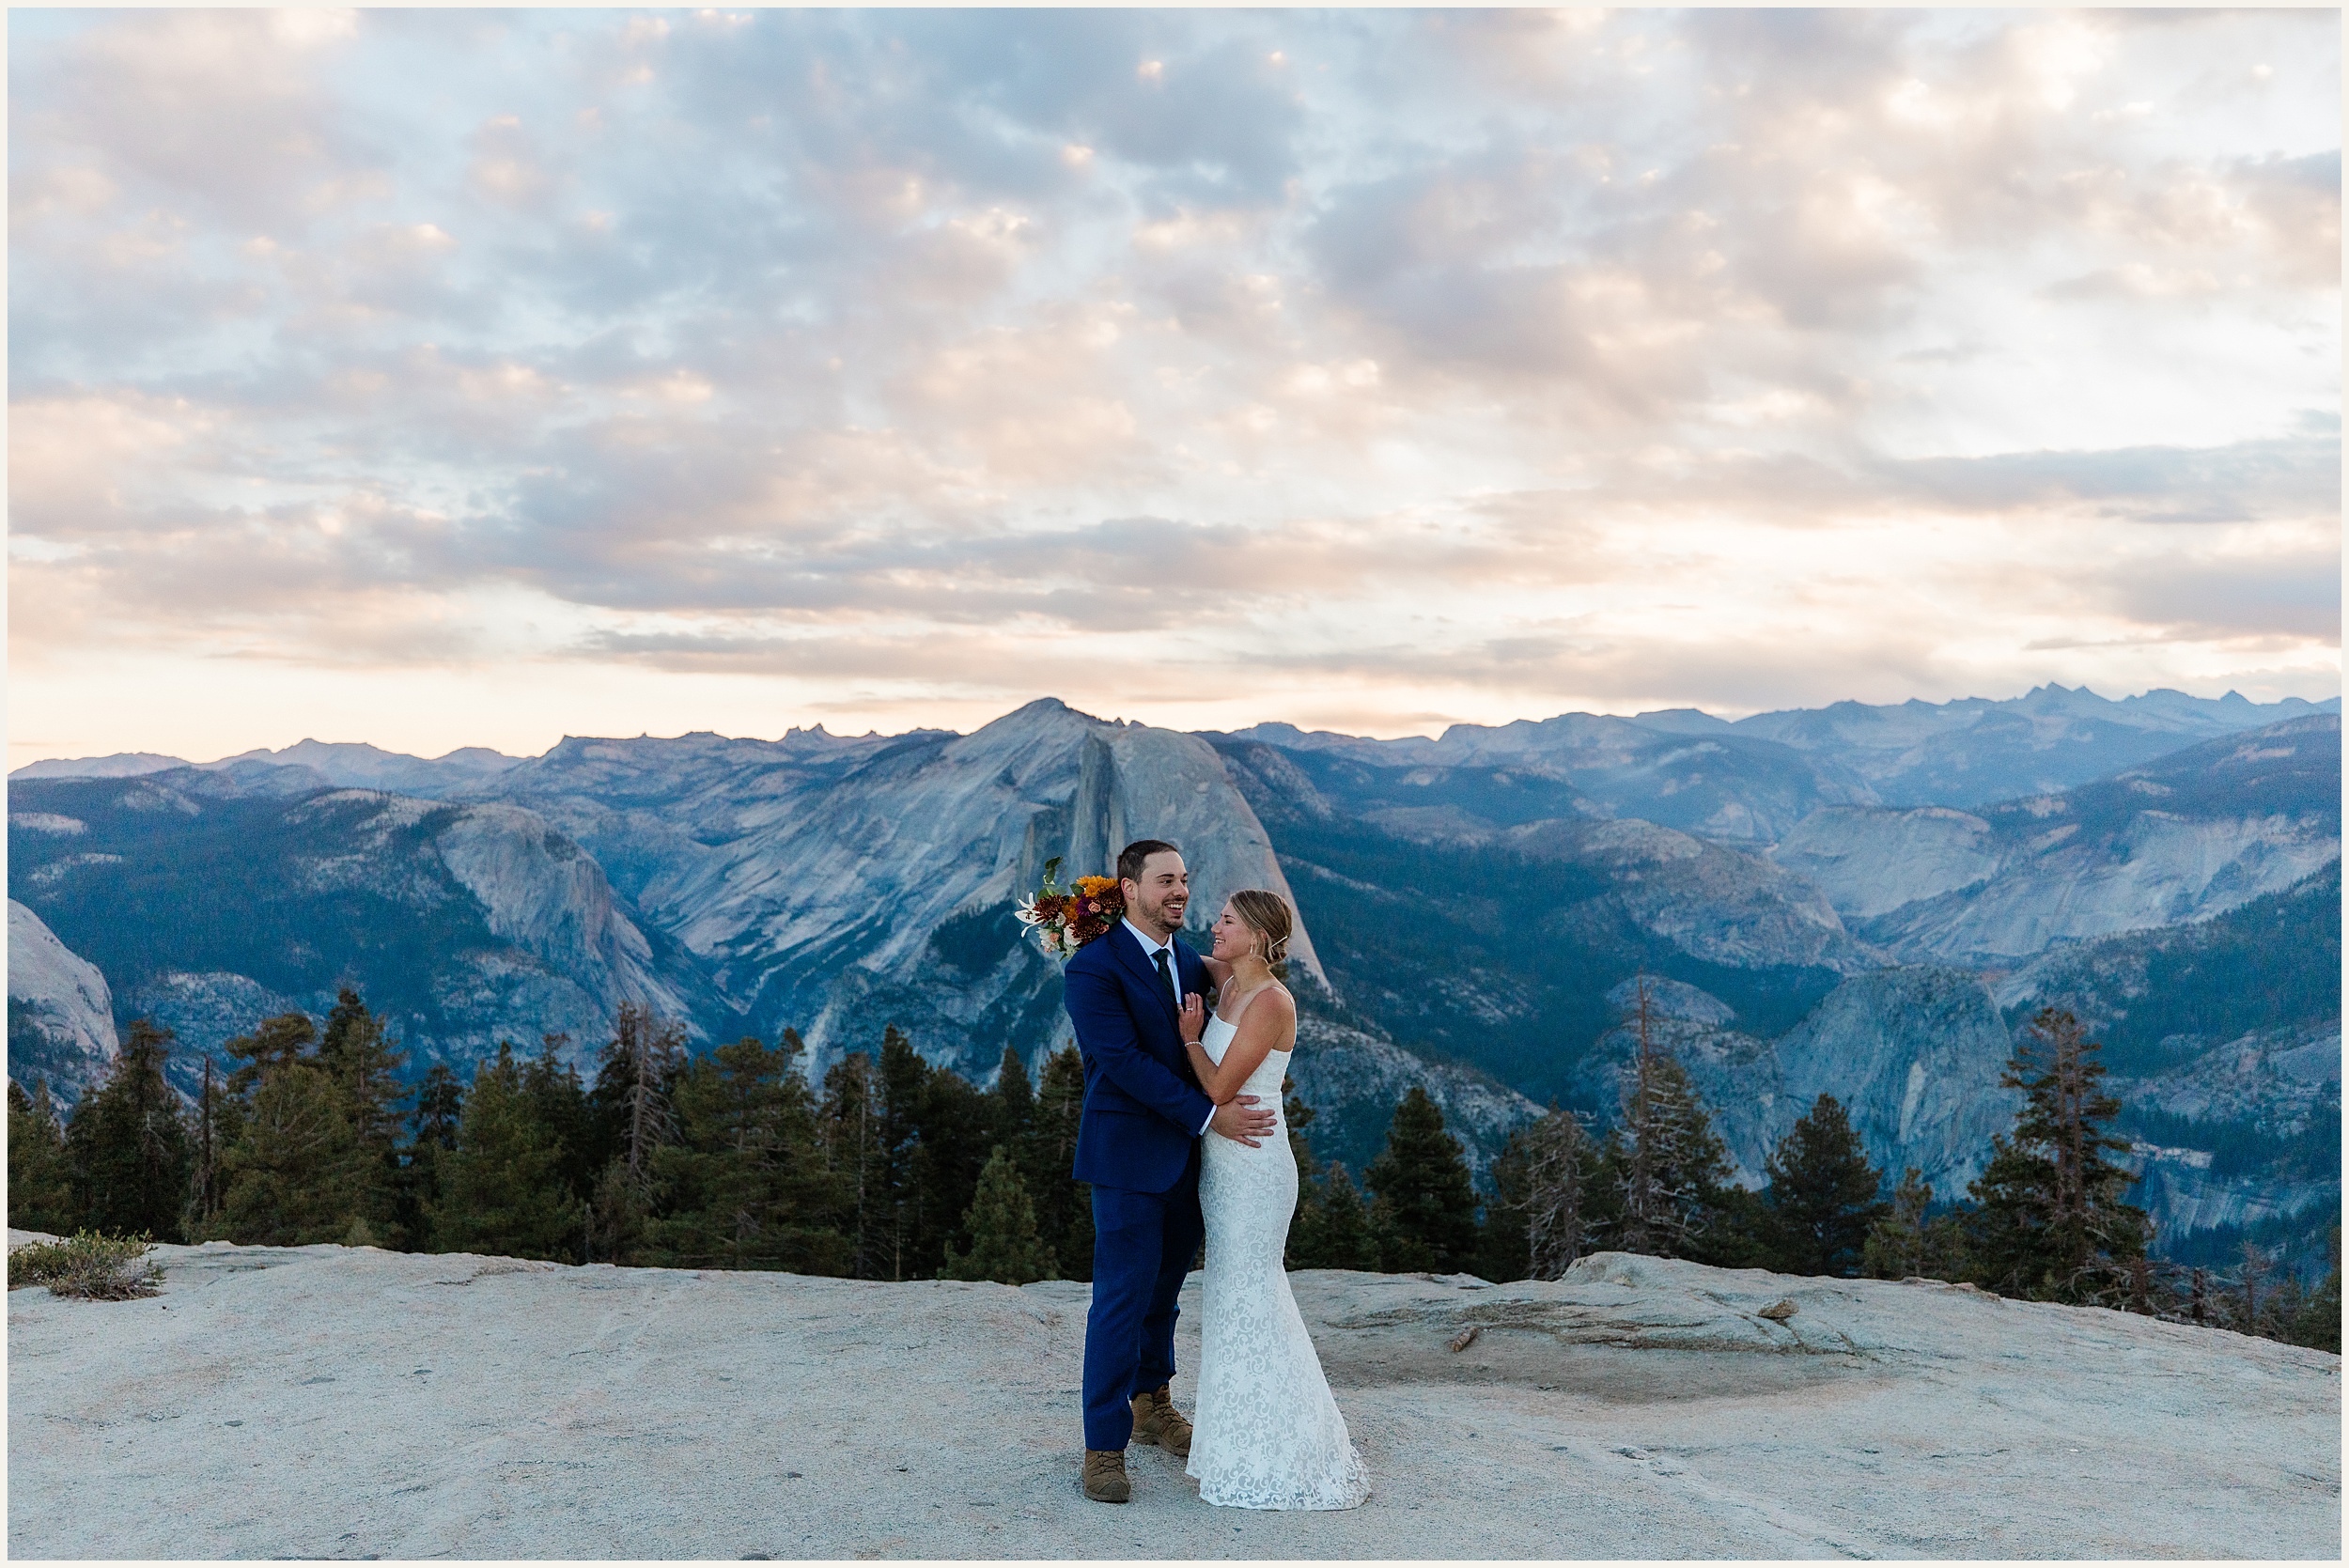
[1122,850,1189,938]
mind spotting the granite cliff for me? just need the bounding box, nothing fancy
[1773,714,2339,964]
[6,900,119,1105]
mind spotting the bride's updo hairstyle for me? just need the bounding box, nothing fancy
[1228,889,1294,979]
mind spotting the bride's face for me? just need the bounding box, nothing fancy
[1209,902,1257,963]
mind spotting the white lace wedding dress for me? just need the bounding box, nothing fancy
[1186,1003,1372,1511]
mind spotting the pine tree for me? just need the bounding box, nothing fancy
[875,1026,929,1280]
[397,1063,465,1246]
[1598,982,1735,1261]
[223,1013,319,1096]
[8,1079,80,1234]
[199,1061,367,1246]
[520,1034,594,1203]
[647,1033,847,1274]
[2290,1226,2341,1353]
[411,1064,465,1149]
[992,1045,1034,1150]
[939,1145,1056,1284]
[1364,1087,1481,1274]
[1758,1094,1888,1278]
[1477,1132,1532,1284]
[1482,1108,1596,1283]
[315,989,409,1243]
[1860,1167,1968,1281]
[820,1048,886,1278]
[1026,1044,1095,1281]
[66,1019,193,1241]
[430,1044,579,1261]
[319,988,409,1145]
[1965,1008,2148,1303]
[592,1003,685,1185]
[1309,1161,1379,1271]
[2236,1240,2273,1338]
[587,1157,651,1265]
[586,1005,683,1260]
[913,1060,992,1279]
[1282,1075,1326,1268]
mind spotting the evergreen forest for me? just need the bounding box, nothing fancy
[9,986,2336,1353]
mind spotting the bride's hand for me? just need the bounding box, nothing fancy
[1179,992,1207,1044]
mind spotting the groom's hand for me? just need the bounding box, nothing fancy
[1210,1095,1277,1147]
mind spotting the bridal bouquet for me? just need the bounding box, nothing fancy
[1015,857,1123,958]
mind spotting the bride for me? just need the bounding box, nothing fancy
[1176,889,1372,1512]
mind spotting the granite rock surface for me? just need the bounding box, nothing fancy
[9,1233,2337,1560]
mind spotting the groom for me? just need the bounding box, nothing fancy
[1063,838,1278,1504]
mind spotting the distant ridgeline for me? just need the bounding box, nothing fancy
[8,687,2341,1279]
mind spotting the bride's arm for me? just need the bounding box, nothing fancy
[1185,989,1292,1105]
[1184,1038,1237,1102]
[1179,994,1240,1103]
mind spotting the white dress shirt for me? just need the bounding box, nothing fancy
[1125,917,1218,1136]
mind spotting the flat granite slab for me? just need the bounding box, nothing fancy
[8,1234,2339,1559]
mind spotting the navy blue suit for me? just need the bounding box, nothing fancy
[1064,923,1215,1452]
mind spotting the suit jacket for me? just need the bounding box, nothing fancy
[1064,922,1217,1193]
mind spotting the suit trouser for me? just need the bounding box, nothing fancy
[1081,1151,1205,1452]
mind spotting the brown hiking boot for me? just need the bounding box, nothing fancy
[1081,1448,1130,1503]
[1129,1384,1193,1458]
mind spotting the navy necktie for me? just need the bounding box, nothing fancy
[1153,946,1173,1005]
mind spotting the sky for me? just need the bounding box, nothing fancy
[8,7,2341,766]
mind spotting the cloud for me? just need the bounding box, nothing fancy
[7,8,2339,759]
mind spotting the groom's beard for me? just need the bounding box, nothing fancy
[1134,892,1185,935]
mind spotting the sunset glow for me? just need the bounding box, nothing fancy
[8,8,2339,766]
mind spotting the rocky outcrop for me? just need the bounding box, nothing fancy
[1779,715,2341,963]
[420,799,699,1025]
[1576,970,2023,1195]
[8,1235,2337,1559]
[206,740,521,797]
[6,772,710,1095]
[2127,1136,2338,1236]
[1225,686,2330,828]
[1771,804,2003,918]
[7,752,189,781]
[115,971,303,1077]
[2119,1026,2342,1133]
[1766,969,2025,1193]
[5,900,117,1103]
[1735,683,2338,807]
[1219,713,1872,846]
[2113,1023,2341,1240]
[8,741,521,797]
[1508,817,1869,974]
[474,700,1321,1081]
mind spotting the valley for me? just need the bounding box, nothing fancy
[9,686,2338,1267]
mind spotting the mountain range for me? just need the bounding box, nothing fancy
[9,686,2337,1259]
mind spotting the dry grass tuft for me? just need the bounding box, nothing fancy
[8,1232,163,1300]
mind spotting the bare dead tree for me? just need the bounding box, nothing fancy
[2240,1241,2270,1337]
[189,1055,221,1226]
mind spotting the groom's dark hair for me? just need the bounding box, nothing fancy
[1116,839,1180,885]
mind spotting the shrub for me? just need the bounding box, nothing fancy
[8,1231,163,1300]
